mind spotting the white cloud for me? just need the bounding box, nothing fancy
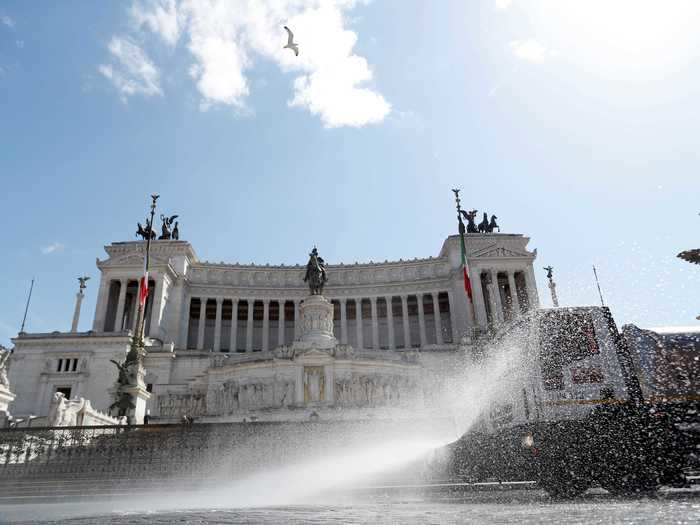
[509,39,550,63]
[99,36,162,100]
[0,14,14,28]
[495,0,512,9]
[104,0,389,127]
[129,0,181,47]
[41,242,65,255]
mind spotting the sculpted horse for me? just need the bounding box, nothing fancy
[303,247,327,295]
[478,212,489,233]
[488,215,499,233]
[136,221,156,240]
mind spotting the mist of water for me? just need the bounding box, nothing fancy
[174,332,531,510]
[34,332,531,519]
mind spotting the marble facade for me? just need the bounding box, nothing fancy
[8,233,539,422]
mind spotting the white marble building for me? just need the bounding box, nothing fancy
[8,233,539,423]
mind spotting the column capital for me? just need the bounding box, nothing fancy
[262,299,270,305]
[339,297,347,304]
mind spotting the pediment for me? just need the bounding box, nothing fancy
[100,253,170,268]
[471,244,531,259]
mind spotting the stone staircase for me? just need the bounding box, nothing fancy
[0,419,452,503]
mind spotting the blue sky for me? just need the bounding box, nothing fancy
[1,0,698,346]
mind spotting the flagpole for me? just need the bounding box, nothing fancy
[127,194,159,364]
[19,278,35,334]
[452,189,476,329]
[592,265,605,307]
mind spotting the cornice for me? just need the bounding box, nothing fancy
[186,259,452,289]
[184,278,455,300]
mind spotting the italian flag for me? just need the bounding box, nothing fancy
[458,221,473,301]
[138,254,149,307]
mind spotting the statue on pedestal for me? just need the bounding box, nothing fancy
[304,247,327,295]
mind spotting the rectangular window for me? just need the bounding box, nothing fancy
[56,358,79,373]
[55,386,72,399]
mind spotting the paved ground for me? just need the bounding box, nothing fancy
[1,484,698,524]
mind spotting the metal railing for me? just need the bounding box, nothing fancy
[0,423,200,478]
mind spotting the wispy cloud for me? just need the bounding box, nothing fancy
[103,0,390,128]
[495,0,512,10]
[0,14,14,28]
[509,39,552,63]
[98,36,163,101]
[41,242,65,255]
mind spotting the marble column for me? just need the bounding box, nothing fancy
[130,283,139,330]
[525,268,539,309]
[355,298,363,349]
[246,300,254,352]
[92,277,110,331]
[213,298,223,352]
[401,295,411,349]
[230,299,239,352]
[417,294,428,347]
[507,271,521,314]
[114,279,128,332]
[491,270,504,323]
[148,277,164,339]
[385,296,395,350]
[471,269,488,328]
[262,300,270,351]
[370,297,379,349]
[294,300,301,340]
[432,292,443,345]
[71,291,84,332]
[197,297,207,350]
[278,300,285,348]
[340,299,348,345]
[447,290,458,343]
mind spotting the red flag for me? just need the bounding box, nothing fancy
[138,244,149,307]
[458,219,473,301]
[138,273,149,307]
[462,266,473,300]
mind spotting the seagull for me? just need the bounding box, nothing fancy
[283,26,299,56]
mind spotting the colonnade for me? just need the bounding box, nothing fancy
[100,278,158,336]
[470,268,537,326]
[185,291,454,353]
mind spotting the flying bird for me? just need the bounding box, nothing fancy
[283,26,299,56]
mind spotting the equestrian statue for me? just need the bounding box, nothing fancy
[303,247,328,295]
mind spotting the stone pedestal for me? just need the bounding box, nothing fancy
[122,384,151,424]
[299,295,337,349]
[0,387,16,427]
